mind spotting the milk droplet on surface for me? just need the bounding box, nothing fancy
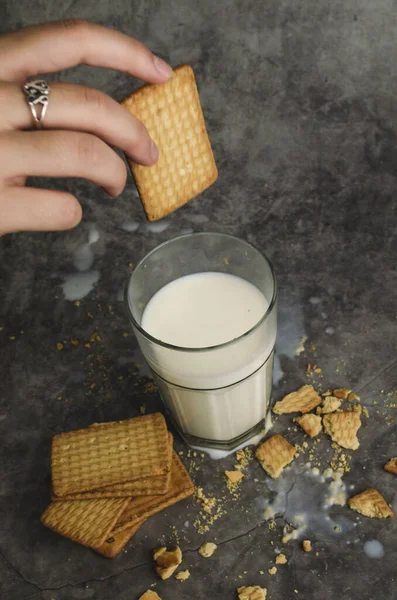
[363,540,384,559]
[61,271,100,301]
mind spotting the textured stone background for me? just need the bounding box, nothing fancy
[0,2,396,599]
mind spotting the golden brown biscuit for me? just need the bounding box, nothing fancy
[348,489,394,518]
[94,520,145,559]
[273,385,321,414]
[112,452,194,534]
[51,413,170,497]
[122,65,218,221]
[322,410,361,450]
[255,434,296,478]
[294,414,322,438]
[41,497,129,549]
[52,432,173,501]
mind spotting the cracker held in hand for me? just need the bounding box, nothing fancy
[348,489,394,518]
[94,520,145,559]
[255,434,296,479]
[322,410,361,450]
[112,451,194,534]
[122,65,218,221]
[294,414,322,438]
[41,497,129,549]
[51,413,170,497]
[273,385,321,414]
[384,458,397,475]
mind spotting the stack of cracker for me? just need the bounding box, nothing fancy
[41,413,194,558]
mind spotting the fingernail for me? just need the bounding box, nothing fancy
[153,55,173,79]
[151,140,160,162]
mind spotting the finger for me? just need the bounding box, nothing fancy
[0,187,82,235]
[0,20,173,84]
[0,130,127,196]
[1,82,158,165]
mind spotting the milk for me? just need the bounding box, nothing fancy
[138,272,276,443]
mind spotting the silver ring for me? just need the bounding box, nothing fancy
[23,79,50,128]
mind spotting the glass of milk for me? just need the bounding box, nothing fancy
[125,232,277,451]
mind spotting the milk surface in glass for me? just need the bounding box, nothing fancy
[140,271,274,441]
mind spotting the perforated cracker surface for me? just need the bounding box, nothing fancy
[122,65,218,221]
[51,413,169,496]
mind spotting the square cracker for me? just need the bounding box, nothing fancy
[348,489,394,518]
[273,385,321,415]
[294,413,322,438]
[41,497,129,549]
[255,434,296,479]
[122,64,218,221]
[322,410,361,450]
[94,520,145,559]
[384,458,397,475]
[112,451,194,535]
[51,413,170,497]
[52,432,173,501]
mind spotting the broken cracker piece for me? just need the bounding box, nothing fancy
[275,553,287,564]
[384,458,397,475]
[268,566,277,575]
[139,592,162,600]
[333,388,351,400]
[255,434,296,479]
[238,586,267,600]
[225,470,244,484]
[348,392,360,402]
[302,540,312,552]
[321,396,342,414]
[153,546,182,579]
[273,385,321,414]
[323,410,361,450]
[348,489,394,518]
[294,414,322,438]
[175,569,190,581]
[198,542,217,558]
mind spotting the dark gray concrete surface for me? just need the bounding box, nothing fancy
[0,2,396,598]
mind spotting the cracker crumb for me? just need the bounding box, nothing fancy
[237,586,267,599]
[384,458,397,475]
[348,392,360,401]
[139,592,162,600]
[333,388,351,400]
[302,540,312,552]
[198,542,217,558]
[225,470,244,486]
[321,396,342,414]
[275,553,287,564]
[153,546,182,580]
[57,342,64,350]
[268,566,277,575]
[175,569,190,581]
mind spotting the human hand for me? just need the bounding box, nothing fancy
[0,19,172,235]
